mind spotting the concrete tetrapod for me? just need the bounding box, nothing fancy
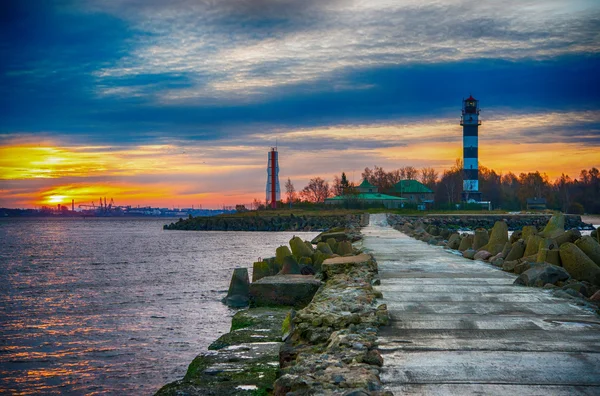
[540,212,565,238]
[575,236,600,266]
[479,221,509,255]
[472,228,489,250]
[559,243,600,285]
[223,268,250,307]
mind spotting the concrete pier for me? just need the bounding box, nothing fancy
[362,214,600,395]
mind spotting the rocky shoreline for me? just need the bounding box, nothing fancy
[156,217,391,395]
[389,213,600,312]
[389,213,592,231]
[163,213,368,232]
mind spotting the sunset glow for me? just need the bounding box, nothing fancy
[1,0,599,209]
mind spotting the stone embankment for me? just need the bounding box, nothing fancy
[388,213,591,231]
[164,213,369,232]
[156,218,391,395]
[390,213,600,311]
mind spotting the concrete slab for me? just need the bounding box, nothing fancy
[363,214,600,395]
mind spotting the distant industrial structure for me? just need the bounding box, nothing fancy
[460,95,482,202]
[265,147,280,209]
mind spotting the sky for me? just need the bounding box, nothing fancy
[1,0,599,209]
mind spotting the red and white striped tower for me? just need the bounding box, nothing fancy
[265,147,280,208]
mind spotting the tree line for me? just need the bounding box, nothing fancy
[253,163,599,213]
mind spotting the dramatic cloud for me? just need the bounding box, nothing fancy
[1,0,599,208]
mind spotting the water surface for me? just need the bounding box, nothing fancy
[0,218,317,395]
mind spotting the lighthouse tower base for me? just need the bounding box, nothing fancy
[462,191,482,203]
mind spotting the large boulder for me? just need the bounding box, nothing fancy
[474,250,493,261]
[289,236,313,259]
[514,263,570,287]
[446,233,461,250]
[462,249,476,259]
[559,243,600,285]
[540,213,565,239]
[575,236,600,266]
[479,221,509,255]
[249,275,321,308]
[502,260,518,272]
[223,268,250,307]
[458,234,473,251]
[472,228,489,250]
[524,235,543,257]
[505,239,526,261]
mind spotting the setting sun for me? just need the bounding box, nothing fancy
[46,195,67,204]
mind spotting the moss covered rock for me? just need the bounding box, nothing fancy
[559,242,600,285]
[316,241,334,255]
[289,236,313,259]
[458,234,473,252]
[252,261,272,282]
[553,229,582,247]
[447,233,461,250]
[280,256,301,275]
[275,245,293,266]
[505,239,526,261]
[522,226,537,242]
[540,212,565,239]
[479,221,508,255]
[326,237,338,254]
[336,240,354,256]
[575,236,600,266]
[472,228,489,250]
[524,235,543,257]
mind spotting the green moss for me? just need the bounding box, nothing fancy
[184,355,211,380]
[282,311,293,336]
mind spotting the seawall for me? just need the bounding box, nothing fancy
[164,213,368,231]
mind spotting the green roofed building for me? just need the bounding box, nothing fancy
[326,178,407,208]
[392,180,434,204]
[357,178,378,193]
[325,192,407,209]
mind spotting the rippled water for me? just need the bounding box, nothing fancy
[0,218,317,395]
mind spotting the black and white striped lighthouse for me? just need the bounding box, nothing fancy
[460,95,482,202]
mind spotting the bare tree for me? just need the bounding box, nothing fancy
[403,166,418,180]
[420,167,438,189]
[301,177,331,203]
[285,178,296,204]
[331,175,343,196]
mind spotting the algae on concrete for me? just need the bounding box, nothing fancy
[559,242,600,285]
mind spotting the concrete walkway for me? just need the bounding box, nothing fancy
[362,215,600,395]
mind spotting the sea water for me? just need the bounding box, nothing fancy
[0,218,317,395]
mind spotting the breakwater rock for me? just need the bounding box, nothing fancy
[387,213,591,231]
[155,307,290,395]
[164,213,369,232]
[392,213,600,314]
[156,221,389,395]
[275,254,390,395]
